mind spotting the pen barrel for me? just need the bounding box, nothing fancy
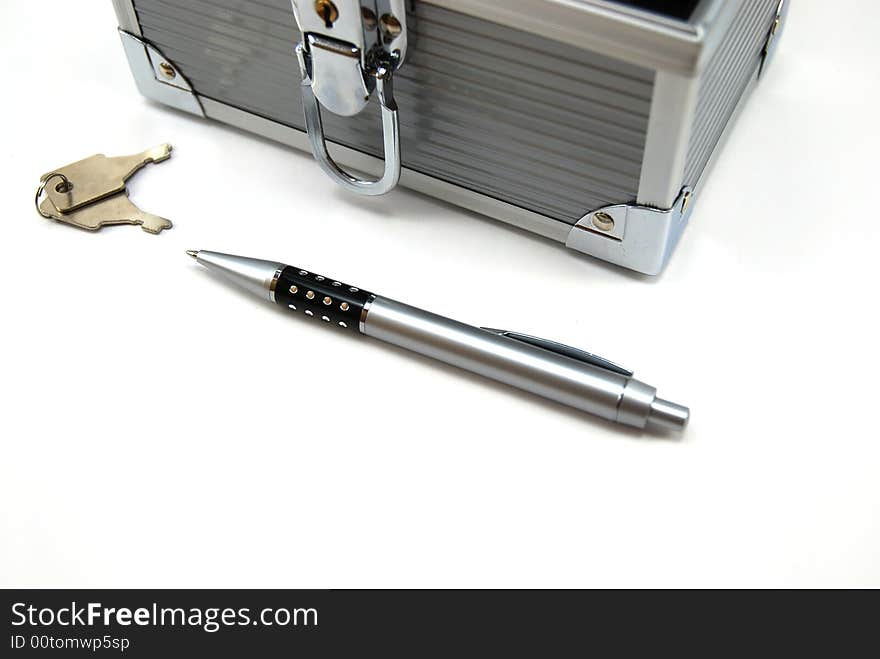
[192,251,686,430]
[362,296,654,427]
[274,266,374,332]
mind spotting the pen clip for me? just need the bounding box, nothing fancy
[481,328,634,377]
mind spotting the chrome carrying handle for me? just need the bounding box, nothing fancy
[292,0,407,196]
[299,63,401,196]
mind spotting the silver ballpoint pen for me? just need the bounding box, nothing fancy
[188,250,689,432]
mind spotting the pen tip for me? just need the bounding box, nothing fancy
[186,250,199,259]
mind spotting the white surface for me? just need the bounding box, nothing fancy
[1,1,878,588]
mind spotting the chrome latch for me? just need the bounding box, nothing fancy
[293,1,408,195]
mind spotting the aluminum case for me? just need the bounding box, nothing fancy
[113,0,787,274]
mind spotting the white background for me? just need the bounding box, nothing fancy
[1,1,878,588]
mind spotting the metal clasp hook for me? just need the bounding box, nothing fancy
[297,46,401,196]
[292,0,407,196]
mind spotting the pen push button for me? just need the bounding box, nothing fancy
[275,266,373,333]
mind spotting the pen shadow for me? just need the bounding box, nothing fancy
[192,265,683,443]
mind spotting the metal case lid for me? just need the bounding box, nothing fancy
[425,0,738,75]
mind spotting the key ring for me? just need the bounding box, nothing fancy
[34,173,72,218]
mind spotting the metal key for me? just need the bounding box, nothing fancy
[35,144,174,234]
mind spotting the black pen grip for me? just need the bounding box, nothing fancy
[274,266,374,333]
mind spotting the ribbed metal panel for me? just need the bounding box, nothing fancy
[683,0,777,186]
[132,0,653,223]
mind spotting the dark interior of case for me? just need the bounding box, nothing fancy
[616,0,702,20]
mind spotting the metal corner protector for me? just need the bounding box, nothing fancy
[118,29,204,117]
[565,187,694,275]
